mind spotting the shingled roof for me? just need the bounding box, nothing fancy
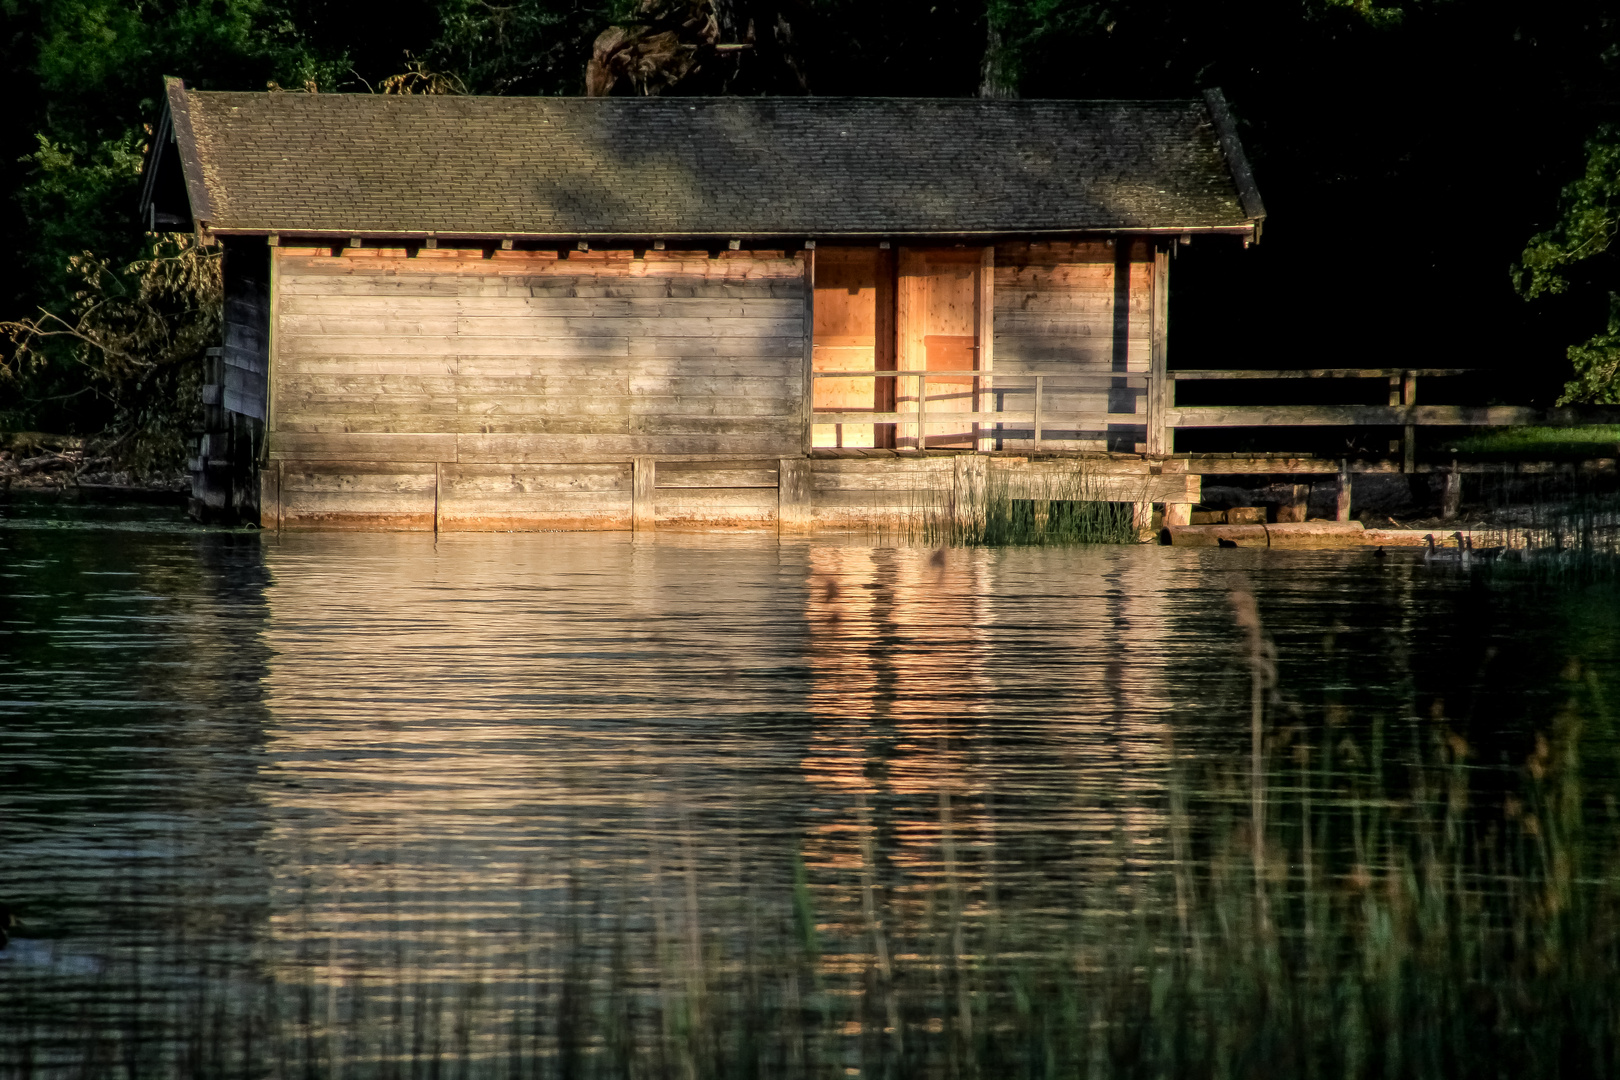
[142,78,1265,241]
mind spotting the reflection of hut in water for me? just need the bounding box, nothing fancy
[251,533,834,1057]
[798,544,1182,1009]
[141,82,1258,529]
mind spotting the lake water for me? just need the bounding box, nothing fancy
[2,498,1618,1079]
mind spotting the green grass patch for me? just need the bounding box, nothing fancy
[1442,425,1620,458]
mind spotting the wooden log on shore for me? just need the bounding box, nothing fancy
[1162,521,1368,548]
[1162,524,1270,547]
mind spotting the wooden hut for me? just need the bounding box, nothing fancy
[139,79,1264,531]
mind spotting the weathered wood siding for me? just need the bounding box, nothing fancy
[267,247,806,529]
[222,240,270,422]
[992,240,1152,452]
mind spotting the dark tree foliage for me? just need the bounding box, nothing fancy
[1,0,1617,440]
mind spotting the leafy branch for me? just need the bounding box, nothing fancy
[1,235,222,473]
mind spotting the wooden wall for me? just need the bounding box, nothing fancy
[265,247,807,529]
[992,240,1153,452]
[191,238,269,524]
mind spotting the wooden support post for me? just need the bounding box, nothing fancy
[1336,460,1353,522]
[952,455,987,529]
[433,461,441,535]
[1388,376,1402,455]
[1442,461,1462,520]
[1133,500,1153,539]
[1281,483,1308,523]
[976,245,995,453]
[1403,371,1418,474]
[802,247,815,455]
[1033,375,1044,450]
[1147,245,1170,454]
[778,457,813,534]
[632,457,656,532]
[260,461,282,531]
[1163,502,1192,527]
[923,371,938,451]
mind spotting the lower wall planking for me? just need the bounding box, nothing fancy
[260,454,1199,532]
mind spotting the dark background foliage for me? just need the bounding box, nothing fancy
[1,0,1617,436]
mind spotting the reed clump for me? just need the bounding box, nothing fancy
[1469,490,1620,581]
[875,458,1139,547]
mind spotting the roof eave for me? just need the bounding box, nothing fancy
[164,78,216,229]
[208,224,1260,243]
[1202,87,1266,225]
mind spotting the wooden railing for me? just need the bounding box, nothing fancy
[812,370,1149,450]
[1162,368,1620,428]
[1163,367,1620,471]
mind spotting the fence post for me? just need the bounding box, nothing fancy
[1403,371,1418,474]
[1033,375,1044,451]
[1442,460,1462,520]
[632,457,656,532]
[916,373,927,452]
[1147,246,1170,454]
[778,457,814,534]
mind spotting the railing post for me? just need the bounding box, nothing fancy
[1147,246,1170,454]
[1033,375,1044,451]
[1442,459,1462,520]
[916,373,927,452]
[1403,371,1418,474]
[632,456,656,533]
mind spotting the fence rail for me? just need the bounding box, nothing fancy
[811,370,1149,449]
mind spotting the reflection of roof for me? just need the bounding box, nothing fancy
[149,77,1265,240]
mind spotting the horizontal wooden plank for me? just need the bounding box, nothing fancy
[452,316,803,339]
[278,336,806,359]
[812,370,1148,385]
[811,488,943,508]
[222,390,266,421]
[277,296,803,318]
[453,357,800,377]
[276,374,797,398]
[457,394,799,419]
[1171,368,1474,380]
[279,510,434,531]
[812,410,1141,425]
[655,488,778,510]
[275,357,460,376]
[441,463,629,493]
[281,490,434,513]
[279,277,460,297]
[279,314,461,336]
[455,433,802,462]
[279,374,459,394]
[222,350,268,376]
[444,490,631,514]
[983,363,1150,379]
[1164,405,1620,427]
[268,432,457,461]
[655,469,778,488]
[281,465,436,494]
[436,510,631,532]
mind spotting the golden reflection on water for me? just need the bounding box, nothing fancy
[252,534,1187,1009]
[6,520,1617,1075]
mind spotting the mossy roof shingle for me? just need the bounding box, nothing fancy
[163,83,1264,238]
